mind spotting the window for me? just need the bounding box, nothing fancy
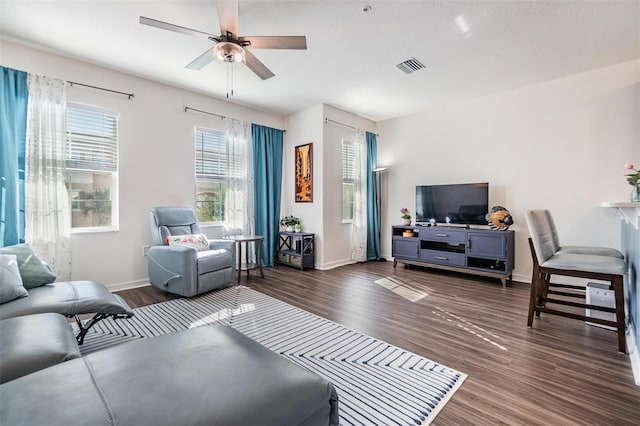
[195,127,227,223]
[65,103,118,231]
[342,139,355,222]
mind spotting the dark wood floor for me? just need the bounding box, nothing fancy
[118,262,640,425]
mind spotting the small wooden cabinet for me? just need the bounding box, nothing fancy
[277,232,315,270]
[392,226,515,287]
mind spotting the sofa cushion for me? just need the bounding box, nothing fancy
[0,313,81,384]
[0,244,56,289]
[197,249,233,274]
[0,255,29,304]
[166,234,210,251]
[0,281,134,321]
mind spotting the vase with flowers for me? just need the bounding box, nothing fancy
[624,163,640,202]
[400,208,411,225]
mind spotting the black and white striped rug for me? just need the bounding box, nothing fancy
[79,285,466,425]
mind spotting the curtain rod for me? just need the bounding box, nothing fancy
[324,117,379,136]
[325,117,356,130]
[184,106,286,132]
[184,106,226,120]
[68,81,134,99]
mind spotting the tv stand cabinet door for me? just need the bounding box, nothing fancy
[392,237,419,260]
[467,232,507,259]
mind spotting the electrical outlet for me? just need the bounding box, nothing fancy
[142,245,150,257]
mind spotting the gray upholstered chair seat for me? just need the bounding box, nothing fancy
[0,313,81,384]
[541,253,627,275]
[197,249,233,274]
[556,245,624,259]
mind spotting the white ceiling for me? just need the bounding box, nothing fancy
[1,0,638,121]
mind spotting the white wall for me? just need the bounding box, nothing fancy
[284,103,376,269]
[283,104,325,264]
[2,39,285,290]
[321,104,376,269]
[378,60,640,282]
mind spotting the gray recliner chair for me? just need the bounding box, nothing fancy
[147,207,236,297]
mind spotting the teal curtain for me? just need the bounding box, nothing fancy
[366,131,381,260]
[0,66,29,247]
[252,123,284,266]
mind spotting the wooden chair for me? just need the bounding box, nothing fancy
[524,209,627,353]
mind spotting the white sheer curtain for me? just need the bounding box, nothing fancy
[350,129,367,262]
[224,118,254,237]
[25,74,71,279]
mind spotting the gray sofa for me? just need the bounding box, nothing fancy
[148,207,236,297]
[0,244,134,344]
[0,322,340,425]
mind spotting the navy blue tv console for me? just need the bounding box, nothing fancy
[392,225,515,287]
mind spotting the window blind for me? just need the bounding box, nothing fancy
[342,140,355,182]
[66,103,118,171]
[195,127,227,180]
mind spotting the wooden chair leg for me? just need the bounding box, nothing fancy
[613,275,626,353]
[527,265,540,326]
[543,273,551,295]
[533,273,547,317]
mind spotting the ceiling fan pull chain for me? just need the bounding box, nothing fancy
[226,63,230,98]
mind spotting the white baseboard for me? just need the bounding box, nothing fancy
[107,279,150,292]
[626,322,640,386]
[316,259,357,270]
[511,272,530,283]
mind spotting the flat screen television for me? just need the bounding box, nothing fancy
[415,183,489,226]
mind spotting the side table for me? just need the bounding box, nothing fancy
[223,235,264,283]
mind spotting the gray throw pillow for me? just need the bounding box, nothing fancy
[0,254,29,304]
[0,244,56,289]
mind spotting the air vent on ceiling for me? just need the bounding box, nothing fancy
[395,57,426,74]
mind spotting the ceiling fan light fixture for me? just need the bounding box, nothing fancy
[214,41,245,63]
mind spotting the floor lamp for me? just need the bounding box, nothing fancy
[373,167,387,261]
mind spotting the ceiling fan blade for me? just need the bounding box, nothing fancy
[140,16,216,41]
[244,49,275,80]
[216,0,239,36]
[240,36,307,50]
[186,47,216,70]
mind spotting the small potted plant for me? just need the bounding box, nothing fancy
[400,208,411,225]
[280,215,301,232]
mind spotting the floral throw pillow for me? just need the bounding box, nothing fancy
[166,234,210,251]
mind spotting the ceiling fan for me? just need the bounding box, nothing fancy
[139,0,307,80]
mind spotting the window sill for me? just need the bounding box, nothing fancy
[71,226,119,234]
[199,223,225,228]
